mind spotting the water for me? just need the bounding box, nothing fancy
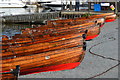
[1,23,36,41]
[0,6,63,41]
[0,7,45,41]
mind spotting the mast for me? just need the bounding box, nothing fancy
[115,0,118,13]
[69,0,72,10]
[75,0,80,11]
[66,0,68,9]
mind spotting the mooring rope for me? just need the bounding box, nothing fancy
[84,33,119,80]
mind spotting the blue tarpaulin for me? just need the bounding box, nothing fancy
[94,4,101,11]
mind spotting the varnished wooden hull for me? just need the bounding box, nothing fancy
[105,14,117,22]
[48,13,116,27]
[1,65,20,80]
[0,13,116,80]
[1,35,84,58]
[1,74,17,80]
[20,62,81,75]
[20,22,100,40]
[1,22,100,52]
[1,62,82,79]
[1,29,85,50]
[86,24,100,40]
[1,22,90,46]
[1,46,84,70]
[84,13,116,23]
[1,29,86,79]
[1,21,90,45]
[1,45,86,75]
[89,13,116,22]
[15,22,100,40]
[47,15,105,26]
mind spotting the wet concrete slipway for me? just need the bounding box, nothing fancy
[19,18,119,79]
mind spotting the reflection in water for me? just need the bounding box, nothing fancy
[1,23,39,41]
[0,7,45,41]
[2,23,35,36]
[0,7,59,41]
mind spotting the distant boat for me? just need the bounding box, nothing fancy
[42,1,89,11]
[37,0,54,3]
[42,1,70,11]
[0,0,27,8]
[42,0,77,8]
[1,22,87,79]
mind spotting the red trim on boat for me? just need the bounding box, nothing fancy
[105,19,116,22]
[100,24,104,28]
[0,71,10,73]
[20,62,80,75]
[86,34,99,40]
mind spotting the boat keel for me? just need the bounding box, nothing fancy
[20,62,80,75]
[105,19,116,22]
[86,34,99,41]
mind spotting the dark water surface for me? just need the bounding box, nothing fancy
[1,23,43,41]
[0,7,46,41]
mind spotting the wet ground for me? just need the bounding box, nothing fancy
[19,18,119,79]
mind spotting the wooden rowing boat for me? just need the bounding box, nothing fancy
[1,65,20,80]
[47,17,105,27]
[1,14,107,79]
[86,13,117,22]
[104,14,117,22]
[18,21,100,39]
[1,45,86,76]
[1,21,98,46]
[47,13,116,28]
[1,44,85,70]
[20,22,100,40]
[1,23,100,53]
[1,34,86,79]
[1,27,86,49]
[1,22,87,78]
[1,35,84,58]
[1,74,17,80]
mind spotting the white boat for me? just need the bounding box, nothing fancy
[37,0,54,3]
[42,1,76,7]
[0,0,26,8]
[42,0,89,9]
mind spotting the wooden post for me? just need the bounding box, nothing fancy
[75,0,80,11]
[69,0,72,10]
[66,0,68,10]
[115,0,118,14]
[88,0,90,14]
